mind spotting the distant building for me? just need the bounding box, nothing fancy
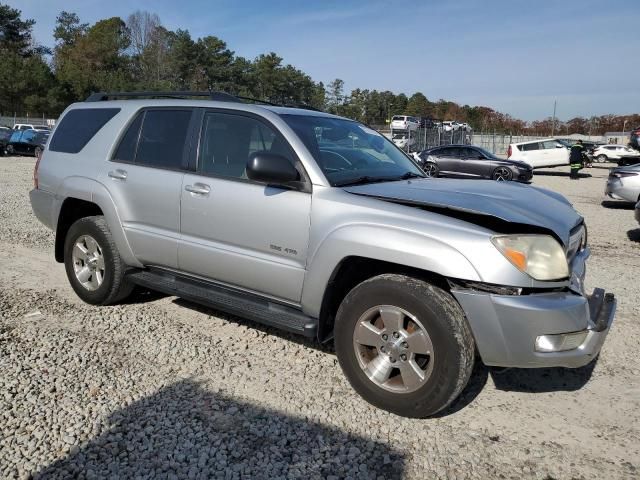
[603,131,631,145]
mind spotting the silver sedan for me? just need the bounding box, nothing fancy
[605,164,640,203]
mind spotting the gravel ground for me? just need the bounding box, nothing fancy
[1,156,639,479]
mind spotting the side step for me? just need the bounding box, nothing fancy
[126,269,318,337]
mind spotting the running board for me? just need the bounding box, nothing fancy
[126,269,318,337]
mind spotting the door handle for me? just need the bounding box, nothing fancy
[185,183,211,195]
[108,169,127,180]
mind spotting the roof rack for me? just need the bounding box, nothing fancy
[85,91,239,102]
[84,90,324,112]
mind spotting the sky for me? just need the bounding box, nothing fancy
[9,0,640,121]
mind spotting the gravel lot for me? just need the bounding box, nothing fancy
[1,156,639,479]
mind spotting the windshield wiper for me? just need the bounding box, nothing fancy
[334,176,389,187]
[334,172,424,187]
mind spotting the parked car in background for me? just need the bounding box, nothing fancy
[592,144,640,166]
[12,123,51,132]
[418,145,533,182]
[441,121,459,132]
[507,138,569,168]
[6,129,49,157]
[392,132,416,150]
[459,123,472,132]
[630,126,640,151]
[0,127,12,155]
[605,164,640,203]
[390,115,419,132]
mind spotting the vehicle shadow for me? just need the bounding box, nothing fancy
[34,379,405,479]
[627,228,640,242]
[120,286,169,305]
[489,359,597,393]
[172,298,334,353]
[533,171,591,178]
[601,200,635,210]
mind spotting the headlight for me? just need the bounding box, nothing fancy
[491,234,569,281]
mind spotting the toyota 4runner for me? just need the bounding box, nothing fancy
[30,91,616,418]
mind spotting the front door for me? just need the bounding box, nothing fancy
[179,110,311,303]
[99,108,194,269]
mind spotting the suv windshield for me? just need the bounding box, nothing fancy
[281,114,424,186]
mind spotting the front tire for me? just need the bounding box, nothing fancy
[64,216,133,305]
[334,274,475,418]
[597,154,607,163]
[422,162,439,177]
[492,166,513,181]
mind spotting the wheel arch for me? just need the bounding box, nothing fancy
[53,178,141,268]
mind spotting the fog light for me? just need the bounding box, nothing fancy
[535,331,588,352]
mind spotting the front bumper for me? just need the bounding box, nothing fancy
[453,287,615,368]
[451,247,616,368]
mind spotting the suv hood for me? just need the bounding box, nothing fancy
[344,178,582,245]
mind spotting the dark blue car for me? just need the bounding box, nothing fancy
[6,129,49,157]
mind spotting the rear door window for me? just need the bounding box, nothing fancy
[134,110,192,169]
[520,142,541,151]
[49,108,120,153]
[113,113,144,163]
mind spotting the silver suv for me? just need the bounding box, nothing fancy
[30,92,616,418]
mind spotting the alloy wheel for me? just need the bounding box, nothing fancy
[493,167,512,181]
[71,235,105,291]
[423,163,438,177]
[352,305,435,393]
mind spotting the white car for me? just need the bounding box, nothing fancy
[592,145,640,165]
[442,121,459,132]
[390,115,419,132]
[507,138,569,168]
[392,133,416,150]
[13,123,51,132]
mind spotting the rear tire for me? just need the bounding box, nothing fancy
[334,274,475,418]
[64,216,133,305]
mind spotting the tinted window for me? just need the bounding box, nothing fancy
[49,108,120,153]
[199,112,295,179]
[22,130,36,143]
[520,142,540,151]
[135,110,191,169]
[462,148,479,158]
[542,140,560,149]
[10,131,22,142]
[441,147,461,157]
[113,113,143,162]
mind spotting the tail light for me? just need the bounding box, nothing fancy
[507,145,512,158]
[33,149,42,189]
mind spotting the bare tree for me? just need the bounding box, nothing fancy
[126,10,161,57]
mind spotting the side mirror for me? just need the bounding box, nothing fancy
[246,152,299,186]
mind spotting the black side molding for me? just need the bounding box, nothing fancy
[126,269,318,338]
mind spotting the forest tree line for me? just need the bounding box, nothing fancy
[0,4,637,135]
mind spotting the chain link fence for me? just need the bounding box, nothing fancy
[0,114,56,128]
[383,127,549,157]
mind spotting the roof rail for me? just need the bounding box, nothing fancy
[85,91,239,102]
[84,91,325,112]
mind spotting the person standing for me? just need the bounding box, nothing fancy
[569,140,585,179]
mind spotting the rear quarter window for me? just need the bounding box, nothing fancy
[49,108,120,153]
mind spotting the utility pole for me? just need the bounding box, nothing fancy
[551,100,557,137]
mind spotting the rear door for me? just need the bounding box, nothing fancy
[517,142,543,167]
[434,146,463,176]
[178,109,311,303]
[100,108,195,269]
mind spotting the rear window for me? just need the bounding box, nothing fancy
[49,108,120,153]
